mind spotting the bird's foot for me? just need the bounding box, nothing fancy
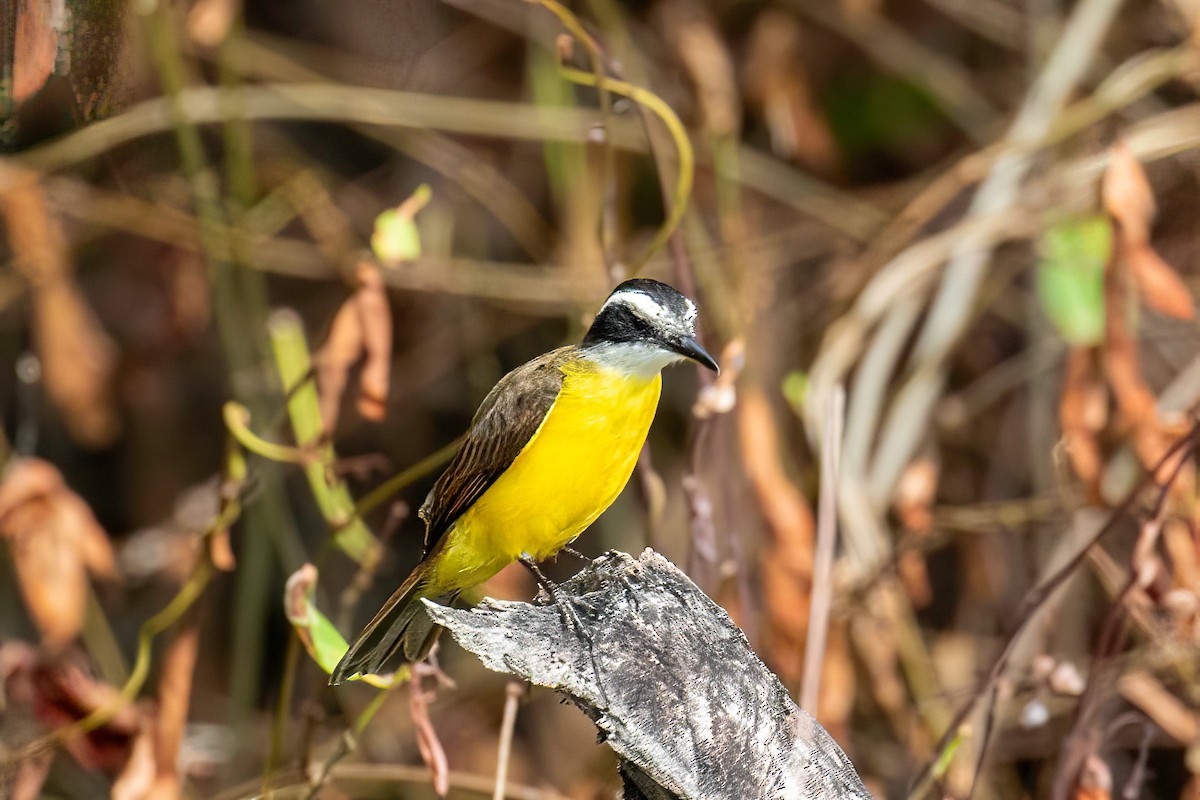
[557,545,589,564]
[518,553,609,705]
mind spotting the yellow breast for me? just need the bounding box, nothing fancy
[430,358,661,592]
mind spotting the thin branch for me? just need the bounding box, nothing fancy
[867,0,1127,505]
[906,421,1198,799]
[801,386,844,714]
[493,681,525,800]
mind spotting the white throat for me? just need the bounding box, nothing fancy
[582,341,682,379]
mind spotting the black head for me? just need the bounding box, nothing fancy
[581,279,719,373]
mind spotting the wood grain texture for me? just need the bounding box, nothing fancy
[425,549,870,800]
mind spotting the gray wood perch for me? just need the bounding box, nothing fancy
[423,549,870,800]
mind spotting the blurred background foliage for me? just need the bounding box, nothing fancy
[2,0,1200,797]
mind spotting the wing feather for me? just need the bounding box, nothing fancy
[418,346,570,555]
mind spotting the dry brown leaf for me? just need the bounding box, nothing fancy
[110,720,157,800]
[894,458,937,534]
[315,296,365,435]
[314,262,394,431]
[737,387,814,574]
[409,665,450,798]
[1128,246,1196,320]
[4,651,140,771]
[0,645,54,798]
[1059,348,1106,498]
[1100,162,1198,502]
[2,182,120,447]
[1119,670,1200,743]
[353,262,393,422]
[737,386,814,681]
[1103,142,1195,320]
[152,625,199,800]
[284,564,319,657]
[1101,187,1159,455]
[208,449,243,573]
[742,9,841,177]
[0,459,116,648]
[1102,142,1155,244]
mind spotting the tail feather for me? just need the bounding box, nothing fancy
[330,559,446,684]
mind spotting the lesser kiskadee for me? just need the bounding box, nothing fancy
[330,278,718,684]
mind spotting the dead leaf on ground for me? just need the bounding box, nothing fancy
[2,181,120,447]
[0,459,117,648]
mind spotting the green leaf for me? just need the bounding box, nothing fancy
[371,184,431,264]
[1036,217,1111,345]
[285,565,400,687]
[306,603,351,675]
[931,727,965,779]
[782,371,809,415]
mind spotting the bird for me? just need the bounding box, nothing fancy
[330,278,718,684]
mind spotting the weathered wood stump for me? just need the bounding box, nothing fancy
[424,549,870,800]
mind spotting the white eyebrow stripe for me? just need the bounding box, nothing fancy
[601,290,669,320]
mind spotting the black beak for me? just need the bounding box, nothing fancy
[674,336,720,374]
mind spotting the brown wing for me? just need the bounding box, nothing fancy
[418,346,571,555]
